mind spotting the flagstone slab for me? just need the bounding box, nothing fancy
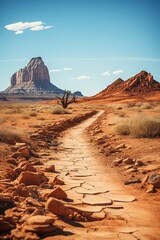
[82,195,113,206]
[108,194,136,202]
[66,205,104,214]
[76,187,109,195]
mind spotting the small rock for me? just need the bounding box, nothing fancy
[123,158,134,165]
[16,172,41,186]
[135,160,144,166]
[126,167,138,173]
[45,165,55,172]
[146,184,155,193]
[148,173,160,188]
[46,197,72,216]
[113,159,122,166]
[16,183,29,197]
[124,165,134,170]
[16,142,27,147]
[48,187,67,200]
[52,176,65,185]
[26,197,44,207]
[23,224,59,234]
[124,179,141,185]
[115,144,126,150]
[27,215,55,225]
[29,149,39,158]
[90,211,106,221]
[140,174,149,188]
[19,146,30,159]
[22,163,37,172]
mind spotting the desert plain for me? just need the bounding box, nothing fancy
[0,93,160,240]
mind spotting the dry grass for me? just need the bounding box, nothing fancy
[51,105,70,114]
[0,128,23,143]
[29,111,38,117]
[115,114,160,138]
[22,114,30,119]
[0,117,7,124]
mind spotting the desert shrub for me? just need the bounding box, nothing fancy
[140,102,152,110]
[115,114,160,138]
[0,128,23,143]
[118,112,126,118]
[22,114,30,119]
[29,111,38,117]
[51,105,69,114]
[127,102,136,108]
[115,123,130,135]
[5,107,22,114]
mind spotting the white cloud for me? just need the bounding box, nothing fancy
[63,67,72,71]
[5,21,52,34]
[112,69,123,75]
[102,71,111,76]
[75,75,90,80]
[49,69,61,73]
[30,25,52,31]
[15,30,23,35]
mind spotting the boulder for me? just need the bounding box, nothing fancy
[148,173,160,188]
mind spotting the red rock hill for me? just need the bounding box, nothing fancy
[95,71,160,98]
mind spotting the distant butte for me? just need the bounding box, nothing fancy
[4,57,83,97]
[4,57,64,95]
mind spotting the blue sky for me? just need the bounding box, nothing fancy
[1,0,160,96]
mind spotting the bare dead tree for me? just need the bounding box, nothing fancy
[56,90,76,108]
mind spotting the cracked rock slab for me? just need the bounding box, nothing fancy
[66,205,104,214]
[82,195,113,206]
[76,187,109,195]
[107,194,136,202]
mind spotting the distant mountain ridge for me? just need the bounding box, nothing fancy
[95,71,160,98]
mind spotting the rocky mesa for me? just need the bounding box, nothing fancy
[4,57,64,95]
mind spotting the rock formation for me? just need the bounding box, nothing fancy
[4,57,64,95]
[95,70,160,98]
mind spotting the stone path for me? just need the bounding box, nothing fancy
[43,111,160,240]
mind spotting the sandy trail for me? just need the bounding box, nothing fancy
[45,111,160,240]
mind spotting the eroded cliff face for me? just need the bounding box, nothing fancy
[11,57,50,87]
[5,57,64,94]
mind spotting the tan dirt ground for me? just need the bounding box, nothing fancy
[0,98,160,239]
